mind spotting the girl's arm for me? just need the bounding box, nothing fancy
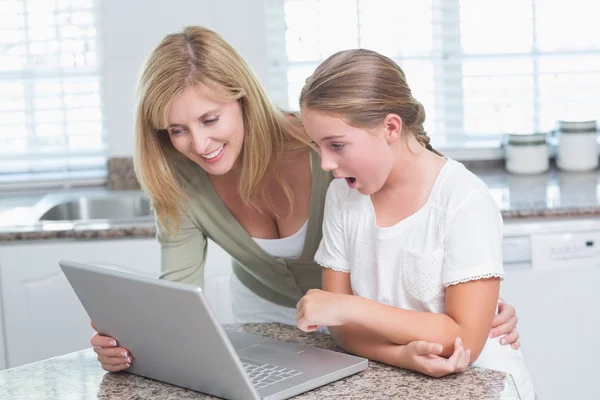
[318,267,390,356]
[318,277,499,360]
[312,268,471,376]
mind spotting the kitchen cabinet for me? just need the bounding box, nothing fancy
[0,237,233,370]
[0,238,161,369]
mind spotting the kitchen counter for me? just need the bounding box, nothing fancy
[2,164,600,241]
[473,164,600,219]
[0,188,156,242]
[0,322,520,400]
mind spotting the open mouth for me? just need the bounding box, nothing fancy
[345,177,357,188]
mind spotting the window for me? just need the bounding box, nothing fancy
[266,0,600,144]
[0,0,104,181]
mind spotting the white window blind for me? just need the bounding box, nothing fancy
[0,0,105,179]
[266,0,600,142]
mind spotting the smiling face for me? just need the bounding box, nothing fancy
[166,85,245,176]
[301,108,397,195]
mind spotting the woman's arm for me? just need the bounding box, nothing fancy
[491,299,520,348]
[157,209,208,287]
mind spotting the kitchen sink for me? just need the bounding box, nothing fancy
[37,195,153,222]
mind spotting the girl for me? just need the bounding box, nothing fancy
[295,49,535,399]
[89,26,521,374]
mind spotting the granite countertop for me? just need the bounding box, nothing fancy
[0,323,520,400]
[2,164,600,242]
[0,188,156,242]
[472,164,600,219]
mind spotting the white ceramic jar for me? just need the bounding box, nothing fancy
[557,120,599,172]
[505,133,549,175]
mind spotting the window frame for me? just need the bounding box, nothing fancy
[265,0,600,160]
[0,0,107,188]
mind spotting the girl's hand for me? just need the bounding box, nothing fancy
[90,321,133,372]
[405,337,471,378]
[490,300,521,349]
[296,289,347,332]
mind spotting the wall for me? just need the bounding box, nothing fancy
[101,0,269,157]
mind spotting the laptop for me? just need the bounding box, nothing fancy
[59,260,368,400]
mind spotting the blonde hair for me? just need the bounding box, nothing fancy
[134,26,310,234]
[300,49,441,156]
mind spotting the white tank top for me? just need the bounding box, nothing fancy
[251,220,308,258]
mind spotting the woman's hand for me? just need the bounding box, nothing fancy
[90,321,132,372]
[296,289,347,332]
[404,337,471,378]
[490,300,520,349]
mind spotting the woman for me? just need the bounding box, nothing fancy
[91,26,520,372]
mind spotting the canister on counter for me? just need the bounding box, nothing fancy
[556,120,599,172]
[505,132,549,175]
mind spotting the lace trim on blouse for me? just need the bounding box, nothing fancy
[316,260,350,273]
[445,273,504,287]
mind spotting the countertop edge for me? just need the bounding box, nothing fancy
[4,206,600,242]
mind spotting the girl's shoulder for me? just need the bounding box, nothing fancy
[432,159,498,218]
[440,159,490,193]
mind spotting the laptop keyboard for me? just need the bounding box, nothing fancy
[241,358,303,389]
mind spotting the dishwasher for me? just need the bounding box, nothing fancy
[501,218,600,400]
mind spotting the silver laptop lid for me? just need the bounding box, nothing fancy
[59,260,261,400]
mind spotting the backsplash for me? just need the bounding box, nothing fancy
[106,156,505,191]
[461,159,505,170]
[107,157,140,190]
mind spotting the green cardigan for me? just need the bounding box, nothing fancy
[157,150,333,308]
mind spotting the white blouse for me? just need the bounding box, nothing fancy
[315,159,535,400]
